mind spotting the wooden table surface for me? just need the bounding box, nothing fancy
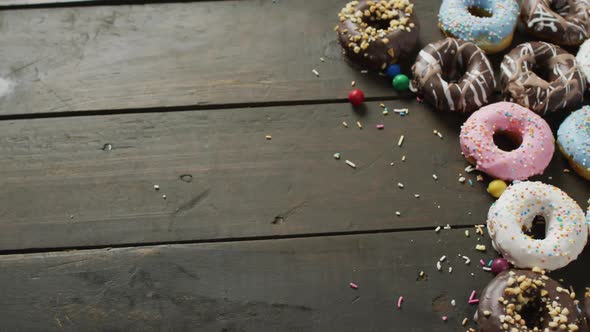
[0,0,589,330]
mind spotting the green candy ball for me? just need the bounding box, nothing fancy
[392,74,410,91]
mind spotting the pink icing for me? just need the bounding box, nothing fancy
[459,102,555,181]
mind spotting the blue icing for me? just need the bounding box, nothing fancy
[438,0,519,45]
[557,106,590,170]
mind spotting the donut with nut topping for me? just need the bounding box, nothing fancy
[477,269,584,332]
[336,0,420,71]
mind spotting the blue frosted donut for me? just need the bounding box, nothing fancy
[557,106,590,180]
[438,0,520,53]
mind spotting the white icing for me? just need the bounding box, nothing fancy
[576,39,590,86]
[487,181,587,271]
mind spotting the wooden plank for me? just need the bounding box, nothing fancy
[0,229,493,331]
[1,229,588,331]
[0,0,420,116]
[0,99,587,251]
[0,0,195,8]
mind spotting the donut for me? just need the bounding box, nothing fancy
[476,269,584,331]
[576,39,590,85]
[521,0,590,46]
[459,102,555,181]
[410,38,495,113]
[557,106,590,180]
[487,181,587,271]
[438,0,519,54]
[500,42,586,115]
[336,0,420,71]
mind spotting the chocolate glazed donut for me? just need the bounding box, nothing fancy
[410,38,495,113]
[521,0,590,46]
[500,42,586,115]
[336,0,420,71]
[477,269,584,331]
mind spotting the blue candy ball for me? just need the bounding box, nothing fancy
[385,64,402,79]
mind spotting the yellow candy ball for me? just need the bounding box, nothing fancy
[487,179,508,198]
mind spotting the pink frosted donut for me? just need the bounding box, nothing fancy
[459,102,555,181]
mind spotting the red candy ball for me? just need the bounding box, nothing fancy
[491,258,510,275]
[348,89,365,106]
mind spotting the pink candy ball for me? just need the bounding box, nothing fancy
[491,258,510,274]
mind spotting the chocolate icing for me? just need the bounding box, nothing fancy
[410,37,496,113]
[336,0,420,71]
[521,0,590,46]
[500,42,586,115]
[477,269,583,332]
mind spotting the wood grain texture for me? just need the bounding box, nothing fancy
[0,0,203,8]
[1,229,589,331]
[0,99,587,251]
[0,0,416,116]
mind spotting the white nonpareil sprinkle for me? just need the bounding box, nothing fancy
[465,165,475,173]
[443,224,451,230]
[448,267,453,273]
[401,155,406,162]
[360,70,368,74]
[397,135,404,147]
[351,81,356,87]
[345,160,356,168]
[414,194,420,198]
[462,318,468,326]
[312,69,320,77]
[483,267,492,272]
[451,300,456,307]
[342,121,348,128]
[395,211,401,216]
[433,129,438,135]
[458,177,466,183]
[432,174,438,180]
[154,185,160,190]
[265,135,272,140]
[465,230,470,237]
[397,182,404,188]
[439,255,446,262]
[434,226,441,233]
[436,131,443,139]
[436,261,442,271]
[320,57,325,62]
[356,121,362,129]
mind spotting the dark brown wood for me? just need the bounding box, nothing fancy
[0,99,586,251]
[0,0,197,8]
[0,0,416,116]
[0,229,494,331]
[1,229,588,331]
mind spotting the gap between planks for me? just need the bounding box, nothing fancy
[0,224,477,256]
[0,96,412,122]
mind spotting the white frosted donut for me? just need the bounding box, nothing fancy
[487,181,587,271]
[576,39,590,86]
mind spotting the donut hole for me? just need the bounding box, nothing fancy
[467,6,493,18]
[362,16,392,31]
[441,62,465,84]
[549,0,570,16]
[517,293,547,329]
[531,63,552,82]
[522,216,547,240]
[493,130,523,152]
